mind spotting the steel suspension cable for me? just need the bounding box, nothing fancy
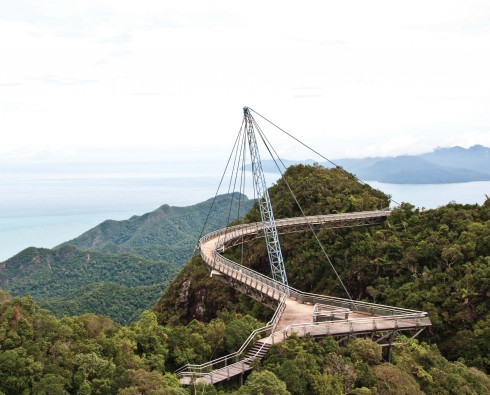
[224,124,246,226]
[235,129,248,223]
[238,131,248,265]
[197,118,245,245]
[249,107,400,207]
[221,125,253,249]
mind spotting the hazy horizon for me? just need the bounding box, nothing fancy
[0,142,487,170]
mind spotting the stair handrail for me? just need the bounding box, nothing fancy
[175,296,286,377]
[236,311,429,365]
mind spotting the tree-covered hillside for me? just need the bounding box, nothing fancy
[61,193,254,265]
[0,193,253,324]
[156,165,490,374]
[1,293,488,394]
[0,245,177,325]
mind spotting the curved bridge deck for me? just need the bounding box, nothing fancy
[177,210,431,385]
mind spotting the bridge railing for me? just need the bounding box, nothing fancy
[201,243,425,318]
[215,250,425,317]
[199,210,391,247]
[270,313,433,344]
[175,296,286,378]
[210,252,289,299]
[198,212,427,319]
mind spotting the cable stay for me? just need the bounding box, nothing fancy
[248,107,401,208]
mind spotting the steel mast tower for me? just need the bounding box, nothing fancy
[243,107,289,292]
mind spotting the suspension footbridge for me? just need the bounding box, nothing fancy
[176,108,431,385]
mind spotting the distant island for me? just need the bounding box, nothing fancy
[253,145,490,184]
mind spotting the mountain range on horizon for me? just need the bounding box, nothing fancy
[255,144,490,184]
[2,144,489,186]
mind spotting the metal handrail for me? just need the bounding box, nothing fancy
[198,210,391,245]
[202,248,425,318]
[198,212,426,318]
[271,314,432,342]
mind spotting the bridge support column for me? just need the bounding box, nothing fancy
[383,331,396,363]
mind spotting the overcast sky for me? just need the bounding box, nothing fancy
[1,0,490,165]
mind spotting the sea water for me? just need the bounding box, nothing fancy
[0,172,227,261]
[0,171,488,262]
[368,181,489,209]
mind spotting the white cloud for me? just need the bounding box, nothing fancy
[1,0,489,164]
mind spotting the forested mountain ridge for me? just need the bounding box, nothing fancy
[1,293,489,394]
[421,144,490,170]
[61,192,254,266]
[354,155,490,184]
[0,193,253,324]
[0,245,178,324]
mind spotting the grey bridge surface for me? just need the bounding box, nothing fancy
[176,210,431,385]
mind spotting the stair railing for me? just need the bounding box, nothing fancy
[175,296,286,379]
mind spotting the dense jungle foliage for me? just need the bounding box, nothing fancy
[0,292,264,394]
[157,165,490,374]
[1,293,489,394]
[0,245,177,325]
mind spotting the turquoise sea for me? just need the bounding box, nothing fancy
[0,170,488,262]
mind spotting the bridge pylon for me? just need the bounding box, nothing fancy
[243,107,289,293]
